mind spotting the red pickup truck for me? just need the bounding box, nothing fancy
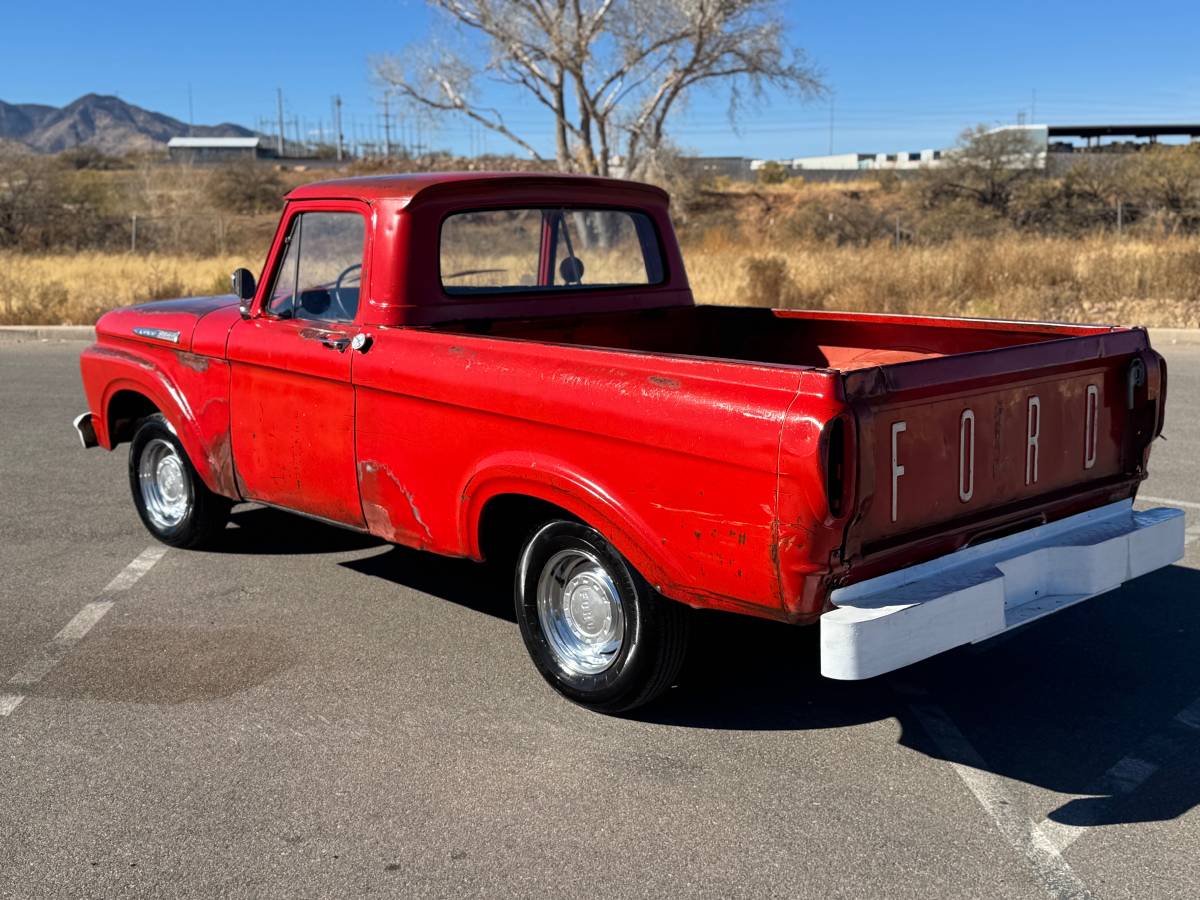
[77,172,1184,712]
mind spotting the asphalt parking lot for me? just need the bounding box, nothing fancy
[2,338,1198,899]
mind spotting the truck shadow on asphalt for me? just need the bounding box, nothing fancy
[214,506,385,555]
[226,509,1200,833]
[668,564,1200,832]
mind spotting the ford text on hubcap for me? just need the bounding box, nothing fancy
[536,548,626,675]
[138,438,191,529]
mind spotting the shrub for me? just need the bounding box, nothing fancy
[756,161,790,185]
[741,255,808,308]
[785,194,897,246]
[205,162,285,215]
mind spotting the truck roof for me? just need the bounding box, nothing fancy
[286,171,669,206]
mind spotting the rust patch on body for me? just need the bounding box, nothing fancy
[358,460,434,547]
[175,351,210,373]
[205,429,240,498]
[648,375,681,390]
[90,344,157,372]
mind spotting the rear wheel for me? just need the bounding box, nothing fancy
[515,520,690,713]
[127,413,230,549]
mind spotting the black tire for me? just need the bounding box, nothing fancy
[515,520,690,713]
[127,413,231,549]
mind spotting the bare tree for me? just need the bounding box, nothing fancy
[375,0,824,178]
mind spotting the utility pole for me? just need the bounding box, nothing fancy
[187,84,194,135]
[828,98,835,156]
[1031,88,1037,124]
[379,94,393,160]
[333,95,344,162]
[276,88,286,157]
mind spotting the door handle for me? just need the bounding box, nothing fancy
[319,335,350,352]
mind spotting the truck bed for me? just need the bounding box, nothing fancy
[437,303,1165,617]
[434,304,1114,371]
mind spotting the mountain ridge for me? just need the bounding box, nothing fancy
[0,94,255,154]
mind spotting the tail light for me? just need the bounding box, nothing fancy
[1156,354,1168,438]
[823,416,847,518]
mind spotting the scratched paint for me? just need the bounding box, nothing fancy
[359,460,434,547]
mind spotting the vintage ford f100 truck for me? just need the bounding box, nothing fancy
[76,173,1185,711]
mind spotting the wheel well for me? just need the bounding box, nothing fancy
[107,391,160,446]
[477,494,580,569]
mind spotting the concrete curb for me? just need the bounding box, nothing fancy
[1148,328,1200,346]
[0,325,97,343]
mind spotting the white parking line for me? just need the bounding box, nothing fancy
[1135,496,1200,545]
[103,548,167,592]
[6,601,114,687]
[0,545,168,719]
[1037,693,1200,852]
[896,683,1094,899]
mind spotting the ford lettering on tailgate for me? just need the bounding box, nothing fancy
[864,367,1129,544]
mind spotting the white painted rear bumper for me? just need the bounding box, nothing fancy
[820,499,1186,680]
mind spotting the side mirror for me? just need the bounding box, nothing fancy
[231,268,256,319]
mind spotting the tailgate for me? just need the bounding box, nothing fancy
[841,328,1165,563]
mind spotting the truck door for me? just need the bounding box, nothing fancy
[227,202,370,527]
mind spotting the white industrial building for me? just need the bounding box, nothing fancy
[786,149,944,171]
[166,136,271,163]
[757,125,1052,174]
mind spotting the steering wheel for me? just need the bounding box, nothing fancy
[331,263,362,320]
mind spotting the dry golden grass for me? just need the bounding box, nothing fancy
[715,176,881,196]
[0,252,248,325]
[686,233,1200,328]
[3,234,1199,328]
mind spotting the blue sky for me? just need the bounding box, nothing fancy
[3,0,1198,159]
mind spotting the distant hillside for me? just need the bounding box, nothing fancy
[0,94,255,155]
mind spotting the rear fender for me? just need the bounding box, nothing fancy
[460,455,690,603]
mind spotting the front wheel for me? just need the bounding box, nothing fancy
[128,413,230,549]
[515,521,690,713]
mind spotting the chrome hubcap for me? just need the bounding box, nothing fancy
[536,549,626,675]
[138,438,191,529]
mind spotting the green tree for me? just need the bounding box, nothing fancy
[923,125,1044,216]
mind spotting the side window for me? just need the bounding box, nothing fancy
[266,211,365,322]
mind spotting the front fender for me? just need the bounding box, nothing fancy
[82,341,238,499]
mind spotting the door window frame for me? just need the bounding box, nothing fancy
[253,199,373,326]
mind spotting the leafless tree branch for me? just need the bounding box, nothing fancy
[375,0,825,177]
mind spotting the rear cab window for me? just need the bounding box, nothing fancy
[439,208,664,295]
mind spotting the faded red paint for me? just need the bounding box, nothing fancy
[78,173,1167,625]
